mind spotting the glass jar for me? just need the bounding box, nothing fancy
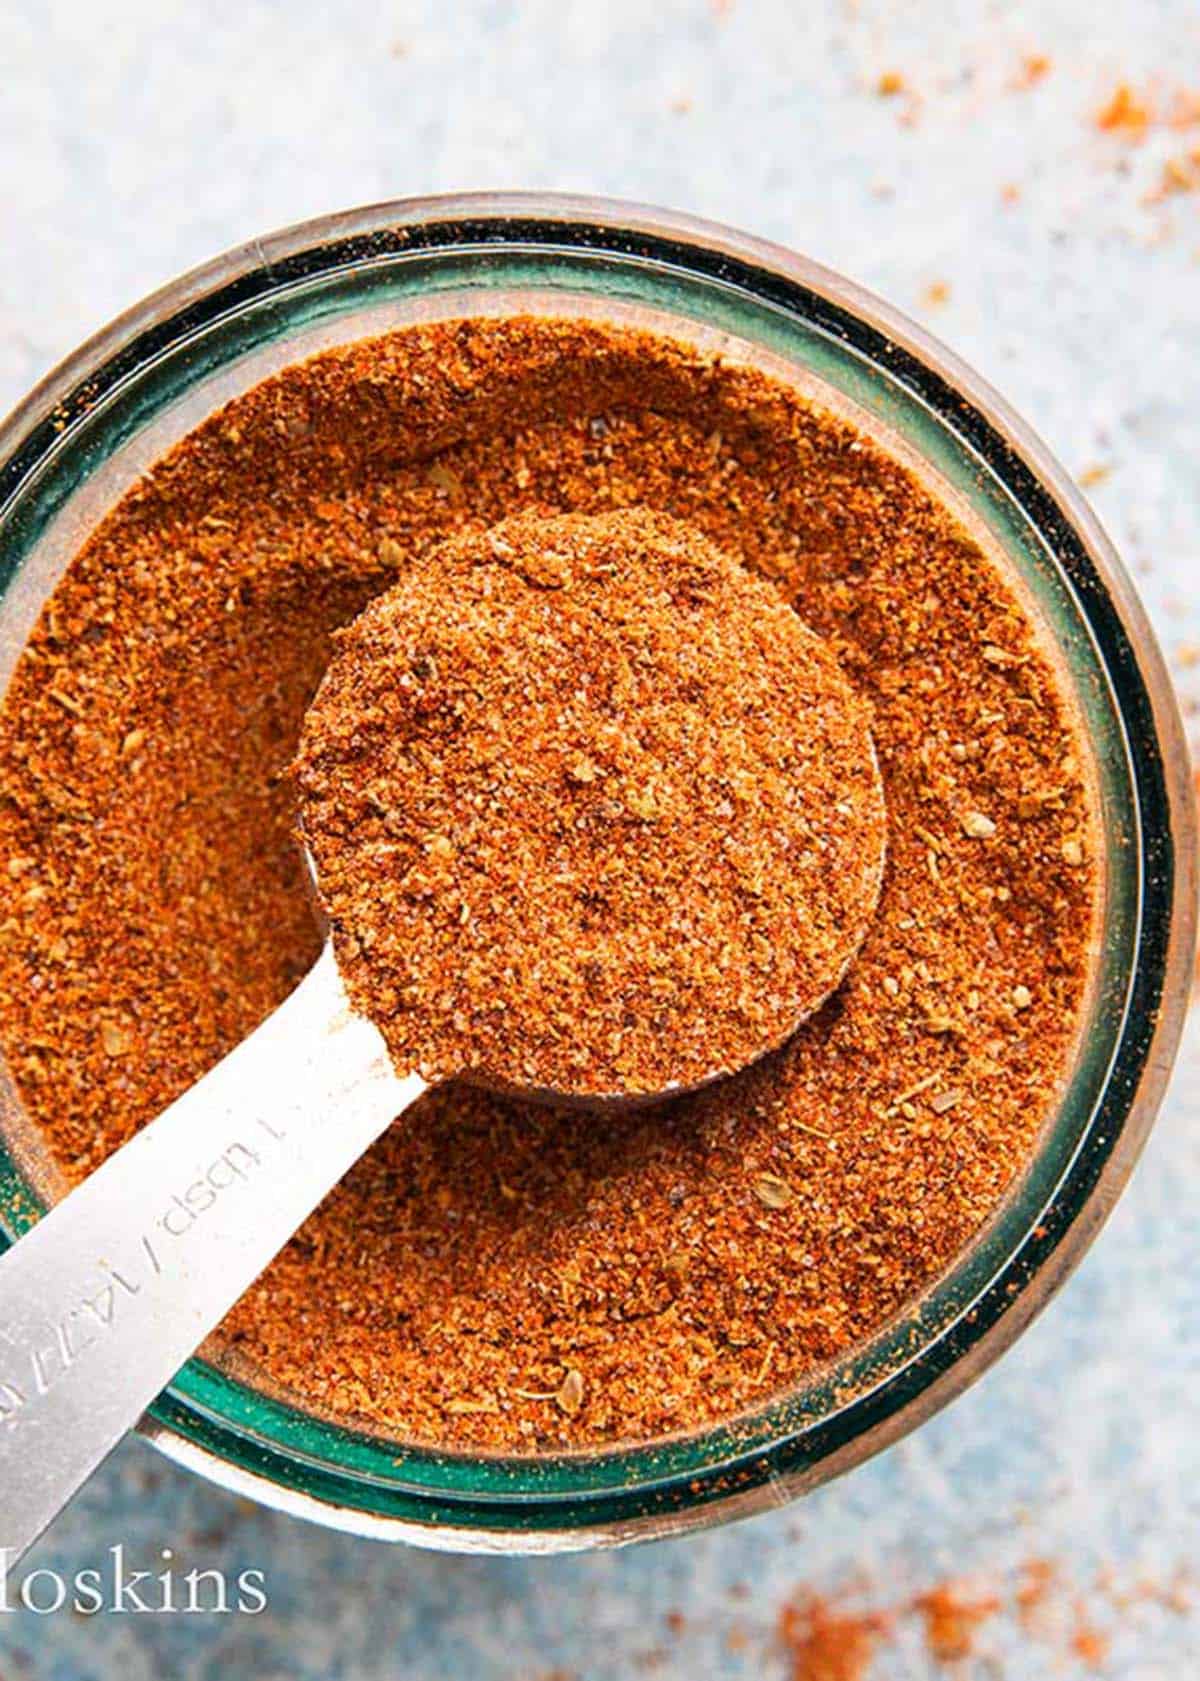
[0,194,1193,1551]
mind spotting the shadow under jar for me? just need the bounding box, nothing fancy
[0,195,1191,1552]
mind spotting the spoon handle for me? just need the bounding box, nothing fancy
[0,945,420,1563]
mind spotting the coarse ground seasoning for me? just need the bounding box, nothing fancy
[297,507,886,1097]
[0,315,1099,1448]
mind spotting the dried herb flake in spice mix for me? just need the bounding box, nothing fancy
[296,507,887,1096]
[0,316,1099,1448]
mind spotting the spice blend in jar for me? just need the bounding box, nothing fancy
[0,316,1099,1449]
[296,507,887,1097]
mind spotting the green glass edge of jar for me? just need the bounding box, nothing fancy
[0,240,1139,1527]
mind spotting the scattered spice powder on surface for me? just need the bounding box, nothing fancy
[1071,1600,1111,1670]
[1096,81,1200,142]
[1145,148,1200,203]
[1088,80,1200,214]
[913,1581,1002,1662]
[770,1557,1195,1677]
[1096,82,1154,139]
[1014,52,1052,90]
[0,314,1099,1448]
[1169,90,1200,130]
[1015,1557,1059,1630]
[297,507,886,1096]
[778,1592,889,1681]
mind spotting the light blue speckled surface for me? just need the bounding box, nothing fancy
[1,1,1198,1674]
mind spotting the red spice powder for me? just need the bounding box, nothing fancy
[775,1557,1196,1677]
[1015,1557,1059,1630]
[1015,53,1052,90]
[1096,83,1154,139]
[1095,81,1200,143]
[0,315,1099,1448]
[1071,1600,1111,1670]
[1169,90,1200,129]
[913,1582,1002,1662]
[1146,149,1200,202]
[779,1593,889,1681]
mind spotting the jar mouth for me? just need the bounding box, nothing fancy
[0,191,1193,1550]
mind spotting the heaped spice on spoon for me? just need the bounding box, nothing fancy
[0,315,1099,1448]
[296,508,886,1097]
